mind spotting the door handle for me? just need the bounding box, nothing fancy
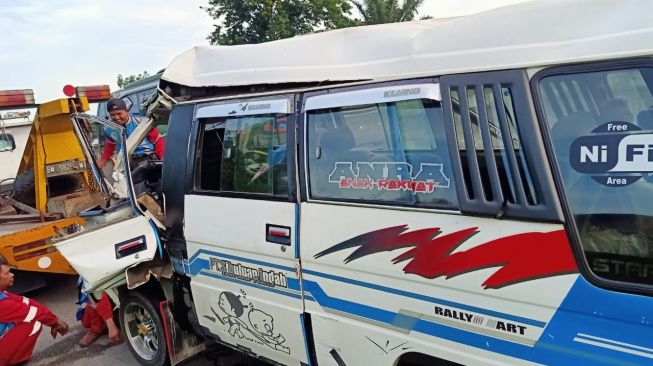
[115,235,147,259]
[266,224,291,246]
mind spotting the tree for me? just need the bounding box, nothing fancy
[202,0,355,45]
[350,0,425,25]
[116,71,151,89]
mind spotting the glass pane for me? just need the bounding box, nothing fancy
[396,100,437,150]
[451,88,474,200]
[540,67,653,286]
[307,98,457,209]
[484,86,515,203]
[198,119,225,191]
[80,117,121,173]
[198,114,288,196]
[502,86,537,205]
[73,115,130,206]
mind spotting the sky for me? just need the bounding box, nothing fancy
[0,0,531,103]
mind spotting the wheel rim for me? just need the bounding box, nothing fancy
[124,302,160,361]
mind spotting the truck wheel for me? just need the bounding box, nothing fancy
[13,169,36,207]
[120,291,170,366]
[13,168,81,208]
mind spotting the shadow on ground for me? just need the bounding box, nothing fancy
[30,326,124,366]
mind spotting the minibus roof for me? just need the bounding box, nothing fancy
[162,0,653,88]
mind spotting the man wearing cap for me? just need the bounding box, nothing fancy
[97,98,165,168]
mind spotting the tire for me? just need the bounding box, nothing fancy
[13,168,81,208]
[120,291,170,366]
[13,169,36,207]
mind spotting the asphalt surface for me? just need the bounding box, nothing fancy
[26,275,269,366]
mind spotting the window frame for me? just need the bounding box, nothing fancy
[299,78,461,211]
[531,57,653,296]
[190,94,297,202]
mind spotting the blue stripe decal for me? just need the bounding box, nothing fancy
[302,279,535,359]
[530,276,653,366]
[302,269,545,328]
[189,250,543,327]
[197,270,315,302]
[575,333,653,356]
[188,249,653,364]
[303,278,653,364]
[190,258,210,276]
[199,270,303,300]
[189,249,295,273]
[304,280,404,327]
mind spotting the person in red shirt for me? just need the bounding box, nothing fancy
[98,98,165,169]
[0,256,68,366]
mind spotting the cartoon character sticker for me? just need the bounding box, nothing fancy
[248,309,290,353]
[218,291,246,339]
[205,290,291,354]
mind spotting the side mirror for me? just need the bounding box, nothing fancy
[0,133,16,152]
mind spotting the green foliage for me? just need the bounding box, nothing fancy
[202,0,356,45]
[351,0,425,24]
[116,71,151,89]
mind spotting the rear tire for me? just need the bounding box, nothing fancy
[13,168,81,208]
[120,291,170,366]
[13,169,36,207]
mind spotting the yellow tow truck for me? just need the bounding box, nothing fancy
[0,86,111,289]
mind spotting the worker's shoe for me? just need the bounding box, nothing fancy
[79,330,103,347]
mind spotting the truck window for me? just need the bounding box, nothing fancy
[307,98,457,209]
[539,66,653,286]
[196,114,288,196]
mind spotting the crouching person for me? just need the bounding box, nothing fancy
[76,289,122,347]
[0,256,69,366]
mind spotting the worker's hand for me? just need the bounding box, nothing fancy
[52,318,69,337]
[106,318,122,343]
[97,158,107,168]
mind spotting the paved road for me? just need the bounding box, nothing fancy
[26,275,268,366]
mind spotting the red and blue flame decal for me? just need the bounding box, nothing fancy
[314,226,578,288]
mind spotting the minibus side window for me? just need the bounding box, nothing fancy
[196,114,288,196]
[539,67,653,286]
[307,99,458,209]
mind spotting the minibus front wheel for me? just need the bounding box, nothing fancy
[120,291,170,366]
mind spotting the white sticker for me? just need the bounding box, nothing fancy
[37,256,52,269]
